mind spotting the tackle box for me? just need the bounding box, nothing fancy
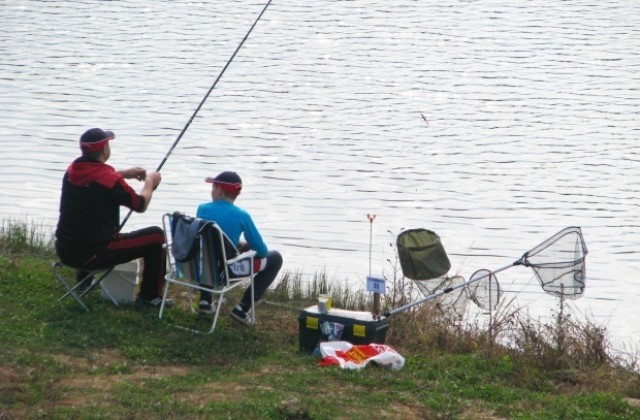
[298,305,390,353]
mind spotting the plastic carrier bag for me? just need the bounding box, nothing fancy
[318,341,405,370]
[396,228,451,280]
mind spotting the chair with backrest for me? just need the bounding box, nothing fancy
[159,212,256,334]
[52,262,119,312]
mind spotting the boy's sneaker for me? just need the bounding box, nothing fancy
[230,305,253,326]
[198,300,214,315]
[136,296,174,308]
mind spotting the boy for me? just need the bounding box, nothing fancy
[196,171,283,325]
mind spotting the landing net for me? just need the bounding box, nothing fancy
[520,226,588,299]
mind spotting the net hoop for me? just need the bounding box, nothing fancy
[468,268,502,310]
[413,275,469,316]
[521,226,588,299]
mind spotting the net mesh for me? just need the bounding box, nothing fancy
[521,226,588,299]
[467,269,502,310]
[413,275,469,316]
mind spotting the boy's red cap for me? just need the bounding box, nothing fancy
[205,171,242,195]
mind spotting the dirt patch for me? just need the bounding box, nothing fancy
[0,365,23,394]
[173,382,251,405]
[0,365,21,382]
[50,354,91,371]
[459,407,506,420]
[378,402,434,419]
[54,358,192,407]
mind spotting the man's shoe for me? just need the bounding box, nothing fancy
[230,305,253,326]
[198,300,214,315]
[136,296,174,308]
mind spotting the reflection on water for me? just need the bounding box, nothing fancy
[1,0,639,352]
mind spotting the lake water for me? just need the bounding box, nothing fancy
[1,0,638,358]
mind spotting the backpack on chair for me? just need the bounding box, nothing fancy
[170,212,208,262]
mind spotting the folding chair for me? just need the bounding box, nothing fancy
[52,262,119,312]
[159,212,256,334]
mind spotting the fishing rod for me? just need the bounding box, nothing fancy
[120,0,273,229]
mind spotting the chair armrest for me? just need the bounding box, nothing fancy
[227,250,257,264]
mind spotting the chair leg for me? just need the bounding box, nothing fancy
[159,277,251,334]
[159,280,172,319]
[80,269,118,306]
[53,263,117,312]
[53,263,91,312]
[207,296,226,334]
[249,277,256,324]
[98,281,120,306]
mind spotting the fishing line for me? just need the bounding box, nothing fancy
[120,0,274,229]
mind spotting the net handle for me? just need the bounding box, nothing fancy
[385,262,516,317]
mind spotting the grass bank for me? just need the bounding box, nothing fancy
[1,220,639,419]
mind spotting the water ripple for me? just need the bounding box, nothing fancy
[1,0,639,347]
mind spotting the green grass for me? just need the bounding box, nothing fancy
[1,220,639,419]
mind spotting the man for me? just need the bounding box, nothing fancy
[55,127,170,307]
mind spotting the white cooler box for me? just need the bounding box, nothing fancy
[100,260,141,304]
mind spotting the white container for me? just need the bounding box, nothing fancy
[100,260,140,304]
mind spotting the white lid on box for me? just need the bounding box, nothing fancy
[304,305,377,321]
